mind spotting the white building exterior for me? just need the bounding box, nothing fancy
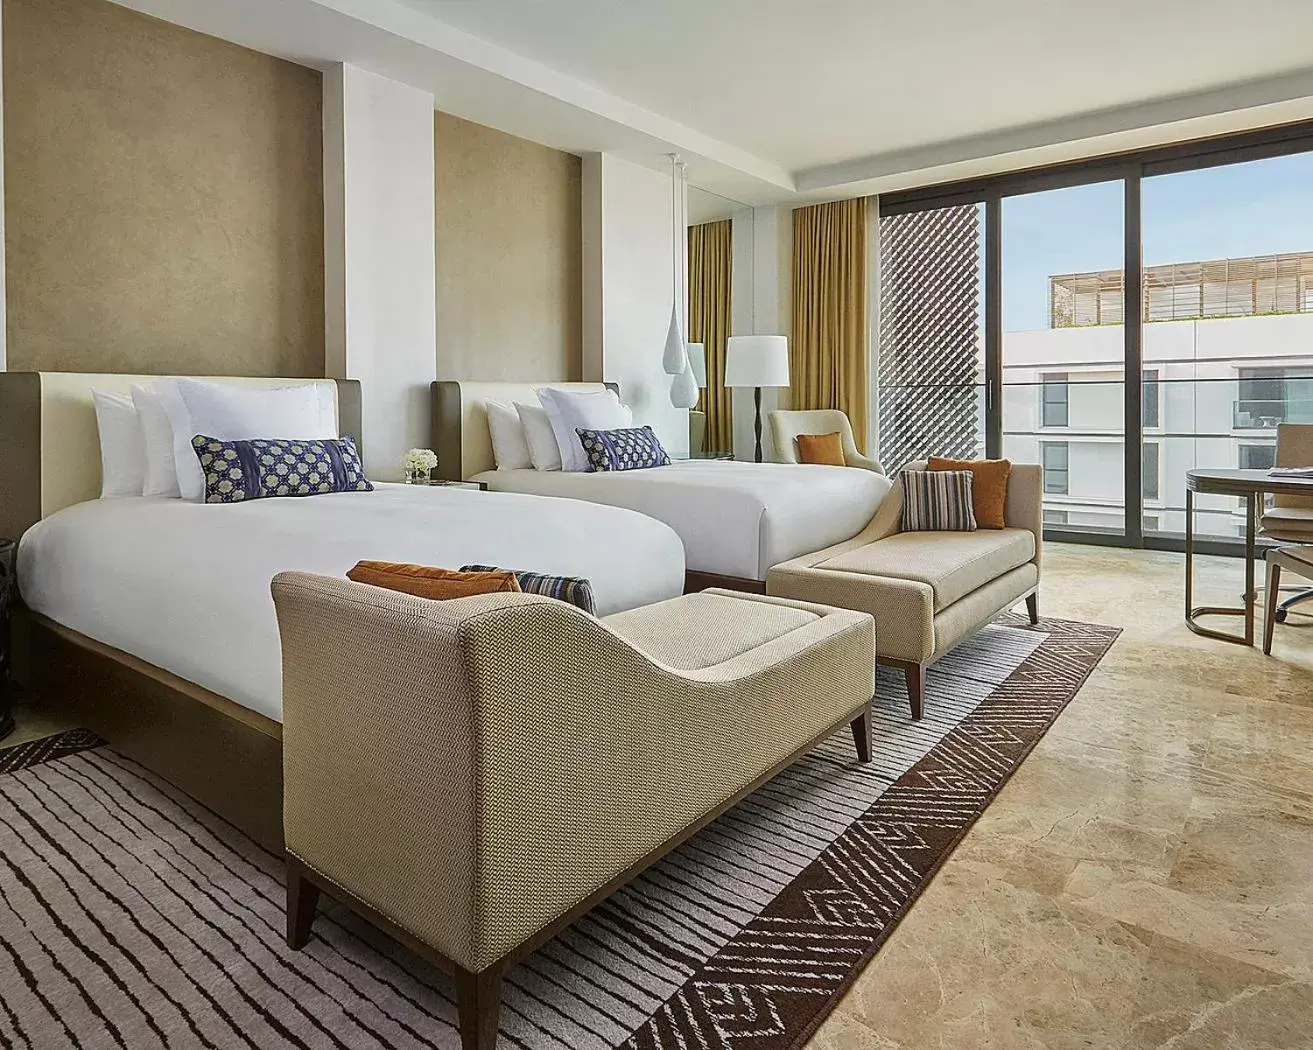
[1003,312,1313,537]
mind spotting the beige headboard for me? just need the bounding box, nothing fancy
[0,372,362,539]
[432,380,619,480]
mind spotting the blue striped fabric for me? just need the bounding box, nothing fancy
[900,469,977,532]
[459,564,596,615]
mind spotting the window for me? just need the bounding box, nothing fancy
[1142,442,1160,500]
[1143,515,1160,532]
[1238,367,1286,426]
[1042,509,1069,526]
[1142,369,1160,428]
[1041,442,1069,494]
[1239,444,1276,471]
[1041,373,1069,427]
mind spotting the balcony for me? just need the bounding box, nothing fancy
[1233,399,1313,429]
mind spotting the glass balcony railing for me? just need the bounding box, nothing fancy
[1233,399,1313,429]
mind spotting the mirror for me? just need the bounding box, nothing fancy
[686,187,751,458]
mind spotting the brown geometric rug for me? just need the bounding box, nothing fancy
[0,615,1117,1050]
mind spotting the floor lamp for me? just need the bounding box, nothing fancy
[725,336,790,463]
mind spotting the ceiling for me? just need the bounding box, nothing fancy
[405,0,1313,170]
[110,0,1313,202]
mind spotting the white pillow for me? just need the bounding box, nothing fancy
[161,379,333,501]
[536,387,633,472]
[92,390,146,498]
[487,400,531,470]
[514,402,562,471]
[130,383,182,498]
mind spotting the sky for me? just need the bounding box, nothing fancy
[1000,150,1313,332]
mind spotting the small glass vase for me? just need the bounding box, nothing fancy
[405,468,430,485]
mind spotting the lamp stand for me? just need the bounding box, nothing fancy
[753,387,763,463]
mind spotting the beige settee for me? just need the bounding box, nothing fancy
[767,463,1043,720]
[272,575,875,1050]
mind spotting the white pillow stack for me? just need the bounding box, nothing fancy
[486,387,635,472]
[92,380,338,501]
[536,387,632,472]
[92,391,146,498]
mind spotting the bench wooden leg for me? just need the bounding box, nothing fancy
[1026,593,1039,626]
[849,704,872,763]
[1264,559,1281,655]
[455,966,502,1050]
[905,664,926,722]
[285,858,320,950]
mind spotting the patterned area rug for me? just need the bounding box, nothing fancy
[0,615,1117,1050]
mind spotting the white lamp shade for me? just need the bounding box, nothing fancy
[685,343,707,387]
[670,362,699,409]
[661,304,686,375]
[725,335,790,388]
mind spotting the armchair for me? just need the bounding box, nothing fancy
[769,409,883,472]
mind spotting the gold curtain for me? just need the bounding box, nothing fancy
[687,219,733,453]
[790,198,869,451]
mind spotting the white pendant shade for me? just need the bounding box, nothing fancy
[662,303,686,375]
[685,343,706,387]
[670,360,699,409]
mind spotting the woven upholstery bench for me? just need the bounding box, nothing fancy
[272,575,875,1050]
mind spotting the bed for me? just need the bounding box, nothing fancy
[433,380,892,587]
[1,372,685,849]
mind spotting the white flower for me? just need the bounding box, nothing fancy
[404,448,438,472]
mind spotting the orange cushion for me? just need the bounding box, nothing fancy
[928,457,1012,529]
[796,432,846,467]
[346,561,521,600]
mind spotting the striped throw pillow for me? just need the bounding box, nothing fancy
[900,469,977,532]
[460,564,596,615]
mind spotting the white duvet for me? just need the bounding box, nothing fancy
[476,460,890,580]
[18,484,685,721]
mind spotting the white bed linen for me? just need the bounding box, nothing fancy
[18,484,685,722]
[475,460,891,580]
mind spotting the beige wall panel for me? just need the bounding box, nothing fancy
[3,0,324,376]
[434,111,581,381]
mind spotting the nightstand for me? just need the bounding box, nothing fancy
[426,479,489,491]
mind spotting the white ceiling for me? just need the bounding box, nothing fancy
[405,0,1313,171]
[108,0,1313,202]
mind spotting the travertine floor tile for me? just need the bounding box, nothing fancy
[811,544,1313,1049]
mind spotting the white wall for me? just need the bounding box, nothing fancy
[323,64,437,480]
[581,153,688,458]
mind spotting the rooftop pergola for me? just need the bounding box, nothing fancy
[1050,251,1313,328]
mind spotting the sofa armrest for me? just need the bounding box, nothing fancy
[273,572,874,974]
[1005,463,1044,569]
[766,563,936,663]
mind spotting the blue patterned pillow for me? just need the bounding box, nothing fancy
[460,564,596,615]
[191,435,373,503]
[575,425,671,472]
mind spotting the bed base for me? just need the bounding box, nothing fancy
[683,570,766,595]
[20,613,285,853]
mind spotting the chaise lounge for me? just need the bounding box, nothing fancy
[273,574,876,1050]
[767,462,1043,719]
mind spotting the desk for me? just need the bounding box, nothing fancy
[1185,468,1313,645]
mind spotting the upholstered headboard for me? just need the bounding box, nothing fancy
[0,373,362,539]
[432,380,619,481]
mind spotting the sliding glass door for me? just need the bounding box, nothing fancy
[1001,181,1127,538]
[878,120,1313,554]
[1141,150,1313,541]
